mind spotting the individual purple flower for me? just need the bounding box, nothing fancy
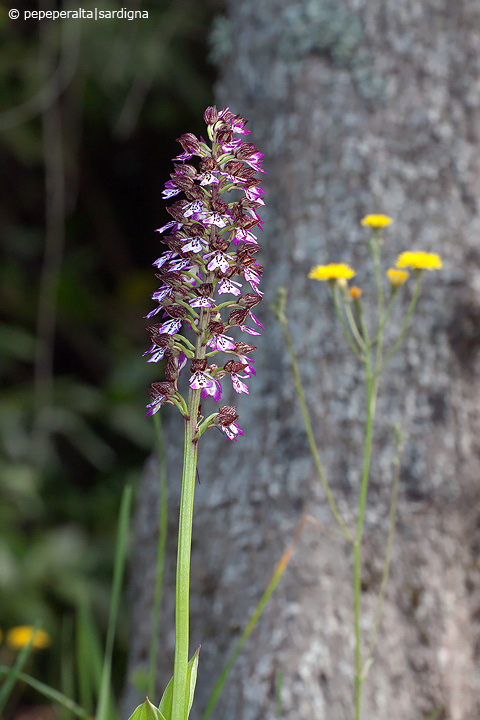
[244,186,265,204]
[159,318,183,335]
[201,212,229,228]
[207,322,236,352]
[189,370,222,403]
[145,381,177,417]
[156,220,181,234]
[216,405,244,441]
[204,251,231,273]
[217,279,242,296]
[162,180,182,199]
[221,421,244,440]
[143,344,167,363]
[224,360,250,394]
[197,171,219,186]
[183,200,204,218]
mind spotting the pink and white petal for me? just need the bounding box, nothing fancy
[145,395,166,416]
[248,312,265,329]
[221,421,244,440]
[184,200,205,217]
[232,374,249,394]
[198,171,219,186]
[153,251,179,268]
[189,296,215,308]
[152,287,172,302]
[239,324,263,336]
[146,349,167,363]
[143,305,164,319]
[216,334,236,351]
[217,279,242,296]
[159,318,183,335]
[162,187,182,199]
[156,221,181,234]
[181,238,205,253]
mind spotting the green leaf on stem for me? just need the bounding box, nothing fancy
[127,697,166,720]
[186,646,200,718]
[159,647,200,720]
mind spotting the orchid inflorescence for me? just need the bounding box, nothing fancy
[143,106,265,441]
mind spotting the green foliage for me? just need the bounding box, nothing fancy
[158,648,200,720]
[128,697,166,720]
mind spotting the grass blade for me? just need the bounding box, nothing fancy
[0,629,37,714]
[148,411,169,700]
[96,484,133,720]
[0,666,89,719]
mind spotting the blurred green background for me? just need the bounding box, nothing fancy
[0,0,221,712]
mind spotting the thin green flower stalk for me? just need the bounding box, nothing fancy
[271,290,353,543]
[138,107,265,720]
[365,424,403,663]
[298,216,442,720]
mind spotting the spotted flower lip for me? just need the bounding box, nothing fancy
[396,251,442,271]
[144,106,264,438]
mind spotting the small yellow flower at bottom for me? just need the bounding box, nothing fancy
[396,251,442,271]
[6,626,51,650]
[308,263,356,281]
[386,268,409,287]
[360,214,393,229]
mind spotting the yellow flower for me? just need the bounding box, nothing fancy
[6,626,51,651]
[396,251,442,271]
[360,214,393,229]
[386,268,409,287]
[308,263,356,281]
[349,286,363,300]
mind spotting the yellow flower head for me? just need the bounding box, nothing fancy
[386,268,409,287]
[396,251,442,271]
[360,214,393,229]
[308,263,356,281]
[6,626,51,651]
[349,286,363,300]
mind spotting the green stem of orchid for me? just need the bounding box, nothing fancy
[171,388,200,720]
[171,303,209,720]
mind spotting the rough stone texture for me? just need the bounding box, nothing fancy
[124,2,480,719]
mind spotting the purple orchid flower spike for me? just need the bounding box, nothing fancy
[143,106,264,439]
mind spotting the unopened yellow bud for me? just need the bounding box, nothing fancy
[386,268,409,287]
